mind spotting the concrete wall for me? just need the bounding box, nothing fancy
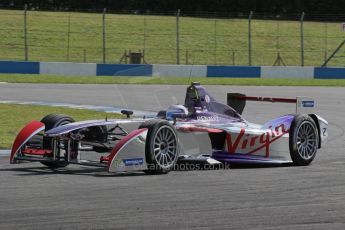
[207,66,261,78]
[1,61,345,79]
[152,64,207,77]
[261,66,314,79]
[314,67,345,79]
[96,64,152,76]
[0,61,39,74]
[40,62,97,76]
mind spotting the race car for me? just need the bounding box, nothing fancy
[10,82,328,174]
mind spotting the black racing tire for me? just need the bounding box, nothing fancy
[139,119,179,174]
[289,114,319,166]
[40,114,75,168]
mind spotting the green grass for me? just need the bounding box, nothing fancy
[1,73,345,86]
[0,9,344,66]
[0,103,122,149]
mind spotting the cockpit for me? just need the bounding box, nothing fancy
[183,82,243,120]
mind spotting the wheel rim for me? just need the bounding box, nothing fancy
[296,121,318,160]
[153,125,178,169]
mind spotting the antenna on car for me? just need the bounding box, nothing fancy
[187,55,196,85]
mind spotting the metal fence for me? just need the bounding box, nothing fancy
[1,7,345,66]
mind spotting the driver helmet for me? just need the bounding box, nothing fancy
[166,105,188,120]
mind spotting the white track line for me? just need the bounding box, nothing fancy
[0,150,10,156]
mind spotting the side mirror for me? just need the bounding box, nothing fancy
[121,110,134,118]
[170,113,187,125]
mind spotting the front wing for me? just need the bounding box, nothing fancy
[10,120,151,173]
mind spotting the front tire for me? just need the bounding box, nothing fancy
[139,120,179,174]
[40,114,75,168]
[289,114,319,166]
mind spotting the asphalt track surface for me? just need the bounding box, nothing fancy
[1,83,345,229]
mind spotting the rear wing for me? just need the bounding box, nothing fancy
[227,93,315,115]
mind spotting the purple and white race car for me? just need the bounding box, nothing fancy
[10,82,328,174]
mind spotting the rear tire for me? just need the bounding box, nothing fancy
[40,114,75,168]
[289,114,319,166]
[139,120,179,174]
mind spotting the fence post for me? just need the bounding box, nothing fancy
[232,50,235,65]
[176,9,180,65]
[324,23,328,65]
[186,50,189,65]
[300,12,305,66]
[214,18,217,64]
[102,8,106,64]
[143,17,147,52]
[248,11,253,66]
[276,15,280,51]
[24,4,28,61]
[67,13,71,62]
[83,48,87,63]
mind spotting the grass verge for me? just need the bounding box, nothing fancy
[0,103,122,149]
[1,74,345,86]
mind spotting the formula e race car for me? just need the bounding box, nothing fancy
[10,82,328,174]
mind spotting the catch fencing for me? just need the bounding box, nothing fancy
[1,7,345,66]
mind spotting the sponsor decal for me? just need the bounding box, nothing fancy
[226,124,289,157]
[197,115,219,121]
[300,100,314,108]
[123,158,144,166]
